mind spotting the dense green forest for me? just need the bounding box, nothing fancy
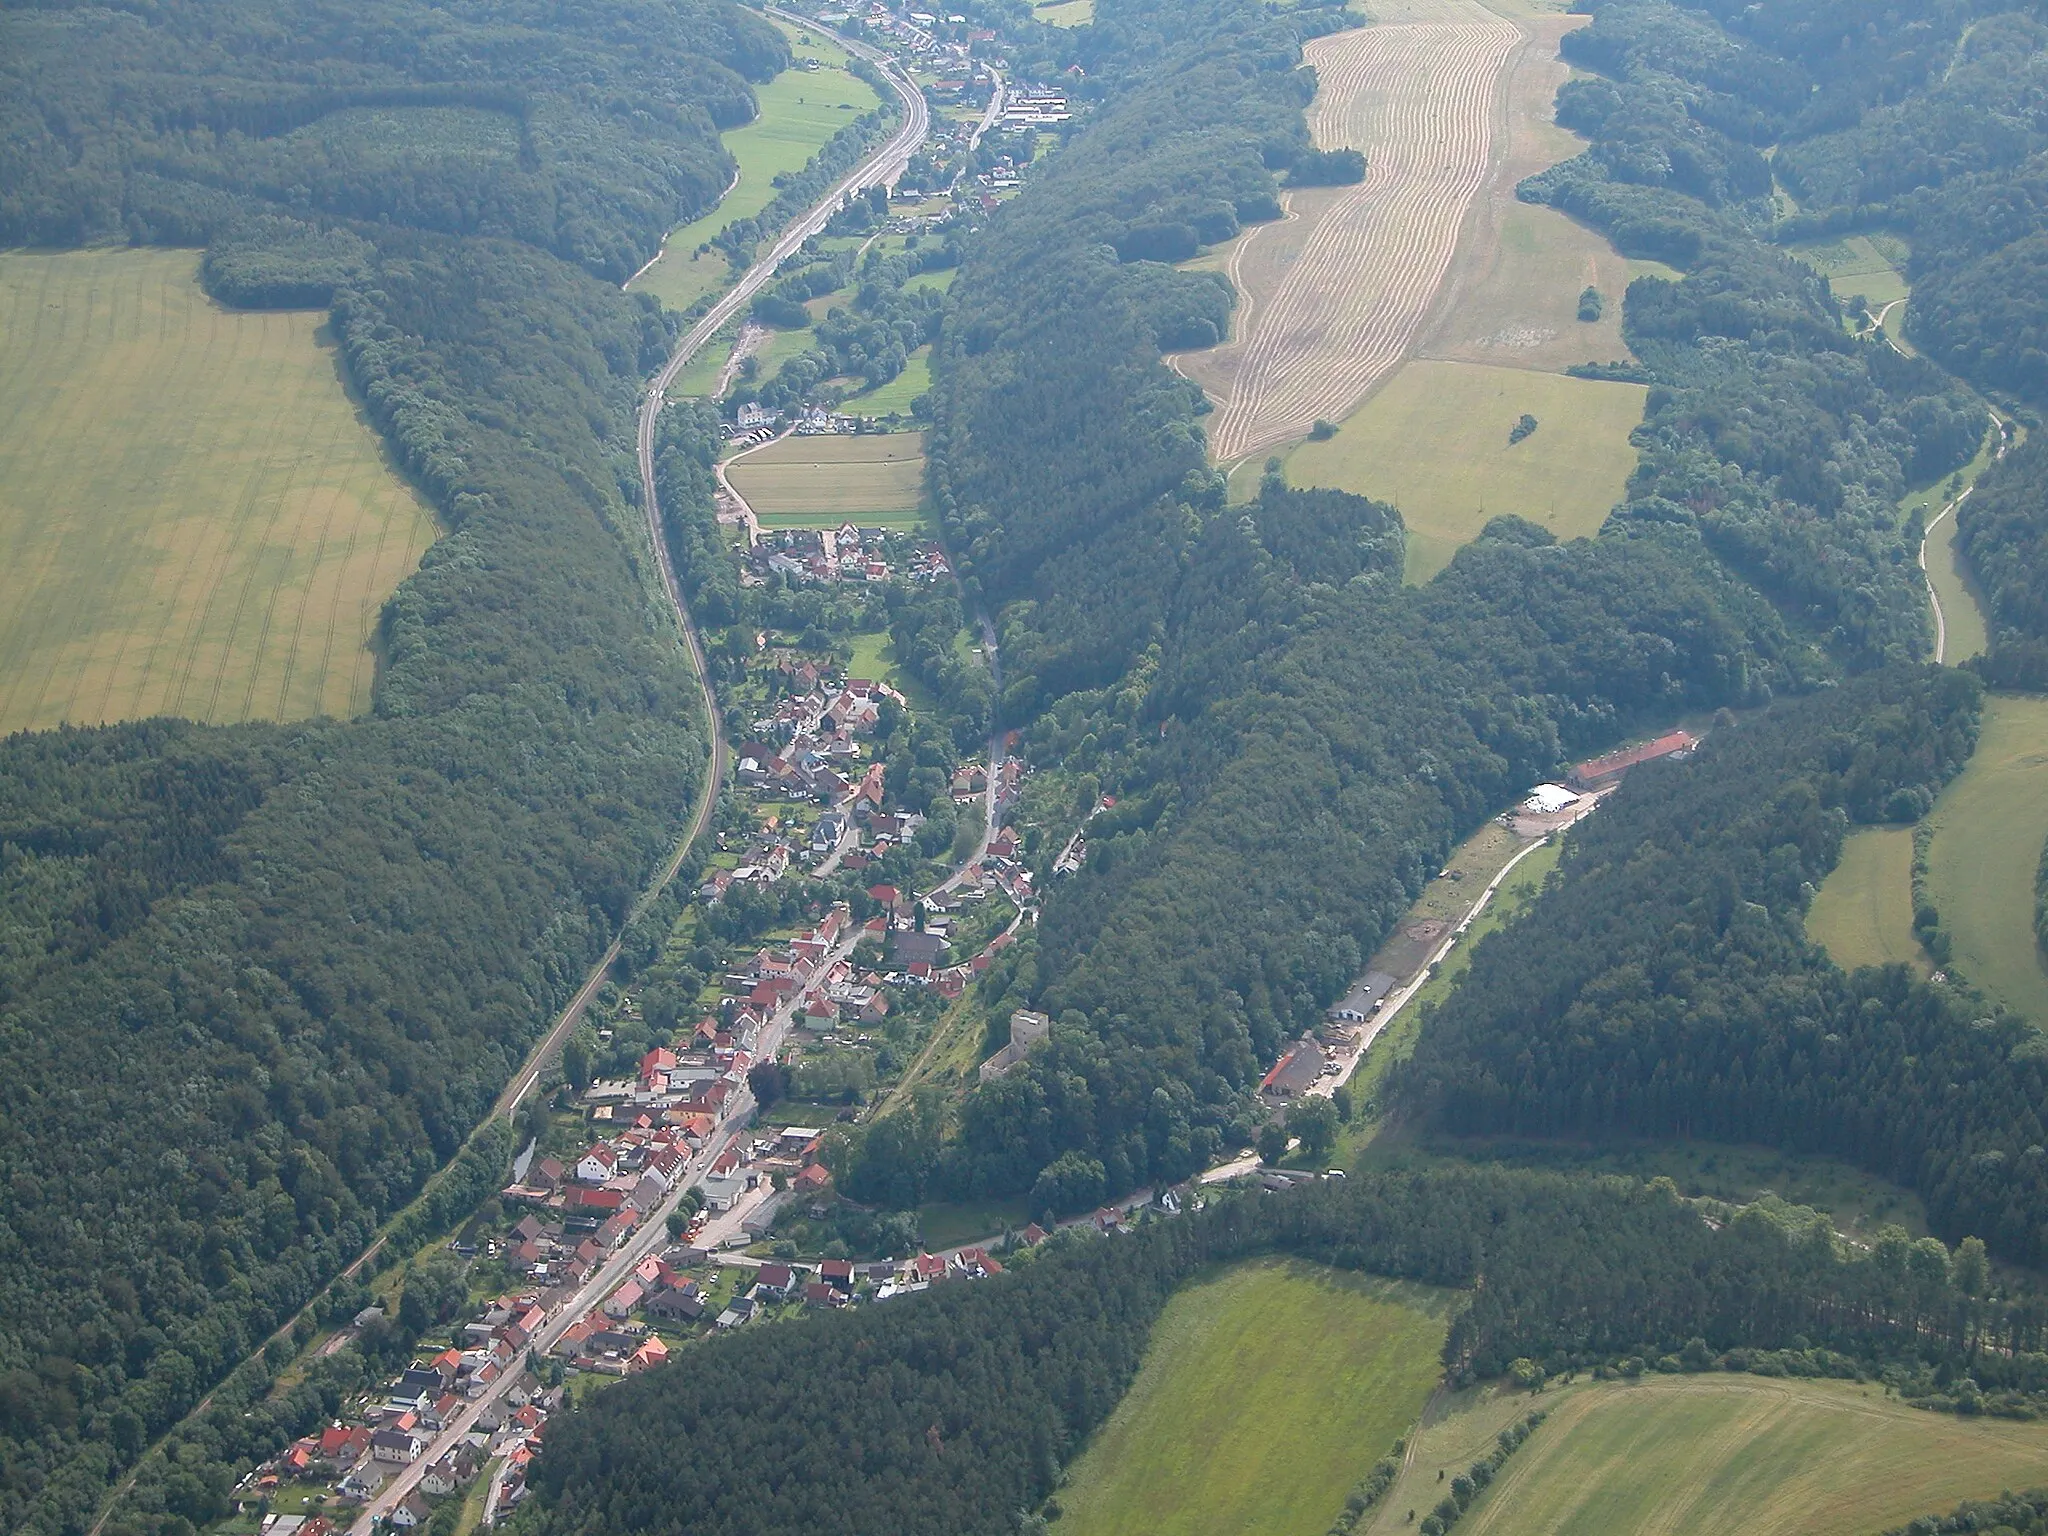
[0,0,787,281]
[1884,1490,2048,1536]
[0,1,805,1532]
[513,1168,2048,1536]
[1751,4,2048,408]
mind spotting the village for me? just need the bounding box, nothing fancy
[230,717,1704,1535]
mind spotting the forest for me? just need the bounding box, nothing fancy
[0,0,787,282]
[0,1,803,1533]
[1956,436,2048,688]
[12,0,2048,1528]
[512,1168,2048,1536]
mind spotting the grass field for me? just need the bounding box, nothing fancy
[843,349,931,414]
[0,249,438,735]
[1926,504,1991,663]
[1365,1374,2048,1536]
[627,26,882,313]
[1034,0,1094,23]
[1284,360,1646,582]
[728,432,926,525]
[916,1199,1030,1249]
[1059,1259,1453,1536]
[1805,826,1922,974]
[1925,693,2048,1026]
[903,266,956,294]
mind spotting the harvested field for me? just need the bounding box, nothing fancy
[0,249,438,734]
[726,432,926,525]
[1179,0,1522,462]
[1416,7,1675,372]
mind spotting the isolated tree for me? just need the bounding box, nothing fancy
[1290,1096,1339,1162]
[749,1060,790,1108]
[563,1029,595,1092]
[1256,1120,1289,1165]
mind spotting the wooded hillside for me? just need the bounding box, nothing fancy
[515,1169,2048,1536]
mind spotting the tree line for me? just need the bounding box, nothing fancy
[512,1166,2048,1536]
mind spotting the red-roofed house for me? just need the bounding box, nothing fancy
[793,1163,831,1193]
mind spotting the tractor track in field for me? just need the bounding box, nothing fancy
[1181,4,1522,462]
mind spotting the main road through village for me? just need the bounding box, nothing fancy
[84,29,943,1536]
[345,29,942,1535]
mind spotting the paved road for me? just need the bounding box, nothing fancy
[1919,410,2012,667]
[641,22,929,422]
[351,918,870,1534]
[1315,804,1600,1100]
[352,61,935,1521]
[100,32,931,1536]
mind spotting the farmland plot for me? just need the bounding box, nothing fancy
[0,249,438,734]
[1179,0,1521,462]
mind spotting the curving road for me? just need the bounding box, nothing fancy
[528,22,926,1128]
[1919,410,2013,666]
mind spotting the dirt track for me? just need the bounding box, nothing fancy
[1180,0,1520,462]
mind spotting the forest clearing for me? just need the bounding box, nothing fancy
[1924,693,2048,1026]
[1285,360,1643,580]
[1790,232,1911,345]
[1382,1374,2048,1536]
[0,249,437,735]
[1804,826,1922,974]
[727,431,927,524]
[1056,1260,1451,1536]
[1175,0,1521,462]
[627,21,881,312]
